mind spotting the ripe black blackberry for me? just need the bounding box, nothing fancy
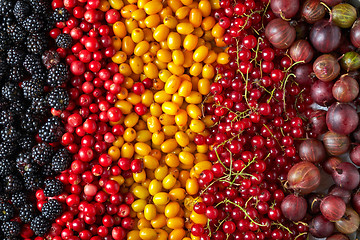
[9,100,26,115]
[10,192,28,208]
[38,117,64,143]
[3,174,23,193]
[53,7,69,22]
[42,50,60,69]
[1,82,22,101]
[1,221,20,238]
[0,203,14,221]
[30,215,51,236]
[18,134,36,151]
[47,63,69,87]
[22,78,44,99]
[29,96,49,116]
[13,0,30,22]
[0,158,12,177]
[26,33,47,55]
[0,0,13,17]
[21,113,40,133]
[41,199,62,220]
[47,87,69,110]
[7,48,25,66]
[23,14,44,33]
[16,152,40,175]
[29,0,49,15]
[24,54,45,75]
[7,24,27,44]
[9,66,26,83]
[0,59,7,79]
[41,163,55,177]
[51,148,71,173]
[0,32,9,52]
[23,171,42,191]
[44,179,63,197]
[0,16,16,32]
[0,110,13,125]
[0,141,17,157]
[32,142,54,166]
[55,33,72,49]
[0,125,20,142]
[19,203,36,223]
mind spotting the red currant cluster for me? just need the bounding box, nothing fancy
[31,0,140,239]
[191,0,314,239]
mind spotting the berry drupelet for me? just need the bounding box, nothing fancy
[47,87,69,110]
[55,33,72,49]
[0,202,14,221]
[10,192,28,208]
[44,179,63,197]
[19,203,36,223]
[47,62,69,87]
[26,33,47,55]
[1,221,20,238]
[0,158,12,177]
[53,7,69,22]
[13,0,30,22]
[22,78,44,99]
[30,215,51,236]
[3,174,23,193]
[41,199,62,220]
[22,14,44,33]
[38,116,64,143]
[32,142,54,166]
[51,148,71,173]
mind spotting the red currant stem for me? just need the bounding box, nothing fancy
[223,199,266,227]
[285,60,305,73]
[261,1,271,29]
[262,124,284,149]
[250,37,262,65]
[244,196,254,208]
[271,222,293,234]
[292,221,309,226]
[294,232,308,240]
[197,176,228,197]
[214,147,230,171]
[214,216,230,234]
[201,92,212,118]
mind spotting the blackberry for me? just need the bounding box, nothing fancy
[7,24,27,44]
[23,171,42,191]
[19,203,36,223]
[7,48,25,66]
[42,50,60,69]
[38,117,64,143]
[0,16,15,32]
[21,113,40,133]
[29,0,49,15]
[44,179,63,197]
[47,87,69,110]
[0,203,14,221]
[16,152,40,175]
[10,192,27,208]
[51,148,71,173]
[9,100,26,115]
[1,221,20,238]
[0,59,7,79]
[0,193,10,203]
[23,15,44,33]
[0,125,20,142]
[2,82,22,101]
[41,163,55,177]
[55,33,72,49]
[13,0,30,22]
[22,78,44,99]
[41,199,62,220]
[0,141,17,157]
[47,63,69,87]
[26,33,47,55]
[3,174,23,193]
[0,158,12,177]
[0,32,9,52]
[24,54,45,75]
[0,0,13,17]
[53,7,69,22]
[9,66,26,83]
[32,142,54,166]
[30,215,51,236]
[29,96,49,116]
[18,135,35,151]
